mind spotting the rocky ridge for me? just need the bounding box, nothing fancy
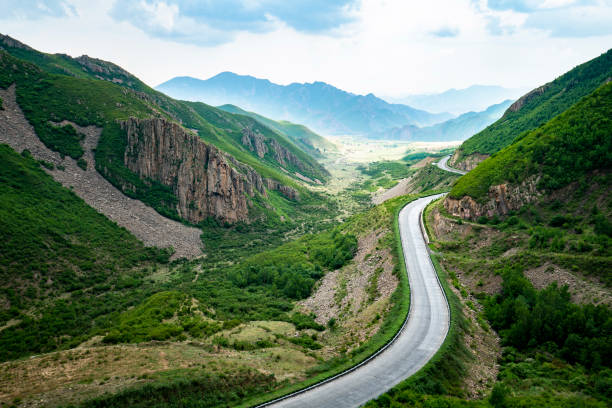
[241,127,309,173]
[0,85,203,259]
[449,150,489,172]
[122,117,299,224]
[445,176,541,219]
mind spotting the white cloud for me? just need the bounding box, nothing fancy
[0,0,610,99]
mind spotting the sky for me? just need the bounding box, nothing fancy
[1,0,611,96]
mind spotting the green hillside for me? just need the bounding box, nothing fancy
[451,82,612,201]
[0,144,171,360]
[0,38,329,225]
[456,48,612,161]
[219,103,337,157]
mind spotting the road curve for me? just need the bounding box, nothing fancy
[435,155,467,175]
[262,194,450,408]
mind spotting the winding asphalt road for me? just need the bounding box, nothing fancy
[435,155,467,175]
[261,193,450,408]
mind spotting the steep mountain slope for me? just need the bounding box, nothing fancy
[219,103,337,158]
[0,143,172,360]
[365,86,611,408]
[389,84,523,115]
[0,35,330,233]
[447,81,612,217]
[156,72,451,136]
[372,100,512,141]
[451,48,612,170]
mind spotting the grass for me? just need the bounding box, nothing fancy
[457,48,612,159]
[237,192,448,407]
[451,82,612,201]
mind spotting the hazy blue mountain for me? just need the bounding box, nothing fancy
[386,85,524,115]
[156,72,451,136]
[372,99,513,142]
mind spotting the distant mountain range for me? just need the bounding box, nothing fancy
[156,72,452,136]
[385,85,524,115]
[371,99,512,142]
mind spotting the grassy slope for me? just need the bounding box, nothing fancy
[0,144,170,360]
[457,48,612,160]
[219,103,337,157]
[451,82,612,201]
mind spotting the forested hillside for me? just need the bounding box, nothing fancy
[449,82,612,201]
[453,48,612,167]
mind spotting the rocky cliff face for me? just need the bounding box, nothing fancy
[241,128,307,172]
[449,150,489,172]
[506,85,549,113]
[445,176,541,219]
[122,117,298,224]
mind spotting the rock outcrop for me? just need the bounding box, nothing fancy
[241,128,308,172]
[507,85,549,113]
[122,117,298,224]
[445,176,541,219]
[449,150,489,172]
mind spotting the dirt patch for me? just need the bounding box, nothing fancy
[411,157,437,168]
[372,178,413,204]
[452,283,501,399]
[0,339,315,407]
[299,229,398,354]
[524,263,611,306]
[0,85,203,259]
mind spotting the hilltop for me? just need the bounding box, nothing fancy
[451,48,612,170]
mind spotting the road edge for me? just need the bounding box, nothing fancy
[251,193,450,407]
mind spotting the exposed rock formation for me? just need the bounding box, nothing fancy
[241,128,307,172]
[445,176,541,219]
[122,117,299,224]
[449,150,489,172]
[507,85,549,113]
[0,85,203,259]
[241,128,268,158]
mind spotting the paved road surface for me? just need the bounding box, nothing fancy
[435,155,467,175]
[262,194,449,408]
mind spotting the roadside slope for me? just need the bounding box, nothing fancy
[264,194,449,408]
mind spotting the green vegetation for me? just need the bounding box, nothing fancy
[451,82,612,201]
[457,48,612,159]
[486,268,611,370]
[74,369,275,408]
[218,104,337,158]
[0,144,171,360]
[229,228,357,299]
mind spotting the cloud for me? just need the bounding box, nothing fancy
[480,0,612,37]
[485,15,516,35]
[430,26,460,37]
[109,0,359,46]
[0,0,76,19]
[526,6,612,36]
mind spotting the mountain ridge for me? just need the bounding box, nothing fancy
[371,99,512,142]
[156,72,452,136]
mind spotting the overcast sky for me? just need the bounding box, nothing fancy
[1,0,611,96]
